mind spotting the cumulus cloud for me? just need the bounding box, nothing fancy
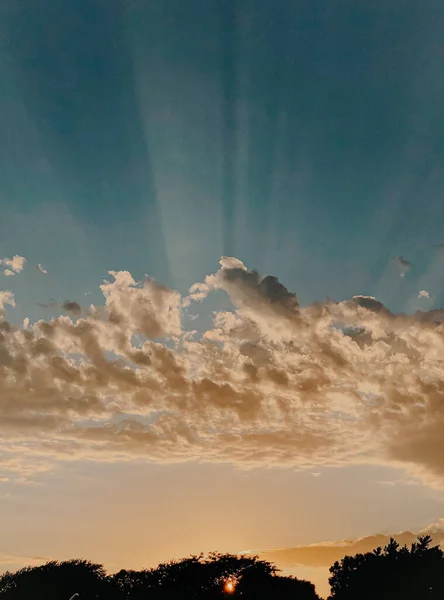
[0,255,26,276]
[391,255,410,277]
[36,264,48,275]
[418,290,430,299]
[1,259,444,485]
[0,291,15,313]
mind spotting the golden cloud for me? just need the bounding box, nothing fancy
[0,258,444,484]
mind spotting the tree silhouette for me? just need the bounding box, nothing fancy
[113,552,317,599]
[0,552,320,600]
[328,535,444,599]
[0,559,115,600]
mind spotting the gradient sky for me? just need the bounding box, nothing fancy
[1,0,444,597]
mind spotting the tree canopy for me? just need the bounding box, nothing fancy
[3,536,443,599]
[0,552,320,600]
[328,534,444,599]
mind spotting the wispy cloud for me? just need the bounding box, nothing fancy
[0,258,443,485]
[36,264,48,275]
[391,255,410,277]
[0,554,52,570]
[62,301,82,316]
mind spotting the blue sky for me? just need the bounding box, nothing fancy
[2,1,444,597]
[2,0,444,318]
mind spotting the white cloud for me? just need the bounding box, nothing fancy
[0,290,15,312]
[36,264,48,275]
[418,290,430,299]
[1,258,444,486]
[0,255,26,276]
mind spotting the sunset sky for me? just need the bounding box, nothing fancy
[1,0,444,597]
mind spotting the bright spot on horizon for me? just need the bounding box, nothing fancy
[224,580,235,593]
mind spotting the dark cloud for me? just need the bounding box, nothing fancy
[62,301,82,316]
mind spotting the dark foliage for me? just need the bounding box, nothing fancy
[328,535,444,599]
[0,559,113,600]
[0,552,320,600]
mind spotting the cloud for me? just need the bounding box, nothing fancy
[0,255,26,276]
[2,259,444,485]
[391,256,410,277]
[418,290,430,299]
[254,519,444,596]
[39,301,82,316]
[0,554,52,569]
[0,291,15,313]
[36,264,48,275]
[257,520,444,570]
[62,301,82,316]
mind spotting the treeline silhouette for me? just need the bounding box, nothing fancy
[0,553,319,600]
[328,534,444,599]
[1,536,443,599]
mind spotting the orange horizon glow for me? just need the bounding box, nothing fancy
[224,579,235,593]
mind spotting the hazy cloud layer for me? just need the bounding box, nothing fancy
[254,520,444,596]
[257,520,444,569]
[1,258,444,484]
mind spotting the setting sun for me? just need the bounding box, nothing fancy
[224,580,235,594]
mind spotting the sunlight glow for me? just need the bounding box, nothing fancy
[224,579,236,593]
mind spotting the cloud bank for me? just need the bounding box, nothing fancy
[258,519,444,569]
[0,257,444,485]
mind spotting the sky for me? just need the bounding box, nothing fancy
[1,0,444,597]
